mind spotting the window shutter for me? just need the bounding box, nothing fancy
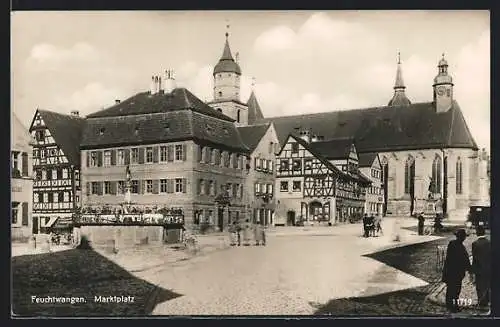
[110,150,116,165]
[182,178,187,193]
[233,184,237,197]
[153,180,159,194]
[240,185,244,199]
[205,180,210,195]
[182,144,187,161]
[205,147,211,163]
[97,182,103,195]
[254,157,258,170]
[111,181,117,195]
[215,150,220,165]
[153,147,159,163]
[97,151,103,167]
[197,179,202,194]
[167,145,174,162]
[86,152,90,167]
[124,149,130,165]
[22,202,29,226]
[139,180,144,194]
[22,152,28,176]
[214,181,218,195]
[198,145,203,162]
[254,182,258,195]
[138,148,145,164]
[270,161,274,172]
[232,154,237,168]
[86,182,90,196]
[167,179,174,193]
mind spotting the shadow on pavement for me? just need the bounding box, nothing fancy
[12,242,182,317]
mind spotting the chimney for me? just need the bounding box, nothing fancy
[299,128,311,143]
[164,69,177,94]
[150,75,157,95]
[115,99,121,104]
[158,76,163,93]
[70,110,79,117]
[311,134,319,143]
[154,76,160,94]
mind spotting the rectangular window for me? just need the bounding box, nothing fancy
[146,147,153,163]
[227,183,233,197]
[175,145,183,161]
[131,180,139,194]
[118,181,125,194]
[64,191,70,202]
[292,159,302,172]
[131,148,139,164]
[199,180,206,195]
[34,193,39,203]
[268,184,274,195]
[103,150,111,166]
[43,193,48,203]
[209,181,215,196]
[256,158,261,170]
[293,181,301,191]
[62,168,68,179]
[160,146,168,162]
[280,181,289,192]
[117,150,125,165]
[145,180,153,193]
[91,182,100,195]
[280,159,289,171]
[342,165,347,171]
[11,203,18,224]
[160,179,168,193]
[269,142,273,154]
[104,181,111,194]
[262,159,268,170]
[175,178,184,193]
[291,142,299,154]
[89,151,97,167]
[11,151,19,173]
[255,183,261,194]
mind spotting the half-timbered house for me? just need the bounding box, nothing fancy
[274,132,371,226]
[28,109,85,233]
[358,153,385,216]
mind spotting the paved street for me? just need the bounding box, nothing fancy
[131,219,442,315]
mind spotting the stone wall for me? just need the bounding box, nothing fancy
[75,225,166,251]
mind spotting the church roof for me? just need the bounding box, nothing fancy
[261,100,478,153]
[213,37,241,75]
[32,110,86,166]
[388,91,412,106]
[308,137,355,160]
[86,87,234,122]
[237,123,270,152]
[247,90,265,124]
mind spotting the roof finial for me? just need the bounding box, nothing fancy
[225,20,230,39]
[251,77,256,89]
[397,51,401,64]
[442,52,445,59]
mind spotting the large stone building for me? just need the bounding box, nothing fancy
[11,113,34,240]
[28,110,84,233]
[260,55,489,221]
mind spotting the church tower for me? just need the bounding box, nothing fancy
[208,27,248,126]
[433,54,454,113]
[388,52,411,106]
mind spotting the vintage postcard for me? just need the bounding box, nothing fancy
[10,10,491,317]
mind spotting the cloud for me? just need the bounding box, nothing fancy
[253,26,296,52]
[52,82,127,115]
[26,42,102,70]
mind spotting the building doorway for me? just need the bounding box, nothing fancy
[217,207,224,232]
[309,201,323,221]
[32,216,38,234]
[287,210,296,226]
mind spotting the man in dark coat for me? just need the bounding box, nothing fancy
[417,213,425,236]
[442,228,472,313]
[362,214,369,237]
[471,225,491,308]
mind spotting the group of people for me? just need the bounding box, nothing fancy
[362,214,383,237]
[228,219,266,246]
[417,212,444,235]
[442,225,491,313]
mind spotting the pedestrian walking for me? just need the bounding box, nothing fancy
[368,214,376,237]
[418,212,425,236]
[471,225,491,308]
[242,219,252,246]
[362,214,369,237]
[228,221,238,246]
[375,215,383,236]
[442,228,472,313]
[236,220,242,246]
[254,222,263,246]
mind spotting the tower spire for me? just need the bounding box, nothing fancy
[388,52,411,106]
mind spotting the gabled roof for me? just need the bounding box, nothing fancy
[31,110,86,166]
[308,137,355,160]
[358,152,379,168]
[213,36,241,75]
[262,100,478,153]
[286,134,369,184]
[12,113,35,150]
[86,88,234,122]
[81,110,250,153]
[247,91,264,125]
[237,123,270,152]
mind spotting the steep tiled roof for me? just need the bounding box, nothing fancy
[34,110,86,166]
[213,37,241,75]
[262,101,477,153]
[308,137,355,160]
[247,91,264,125]
[81,110,249,153]
[237,124,270,152]
[358,152,378,168]
[288,134,368,184]
[86,88,234,122]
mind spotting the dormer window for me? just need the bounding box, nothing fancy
[134,127,139,135]
[165,123,170,132]
[99,128,105,135]
[218,92,223,97]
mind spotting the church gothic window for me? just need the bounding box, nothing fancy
[431,155,442,194]
[456,157,463,194]
[404,156,415,195]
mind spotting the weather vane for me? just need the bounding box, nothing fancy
[251,77,256,88]
[225,19,230,38]
[397,51,401,64]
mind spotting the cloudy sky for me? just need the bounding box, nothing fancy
[11,11,490,150]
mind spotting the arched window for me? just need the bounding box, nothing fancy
[218,91,222,97]
[404,156,415,195]
[456,157,463,194]
[431,155,442,194]
[236,110,241,123]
